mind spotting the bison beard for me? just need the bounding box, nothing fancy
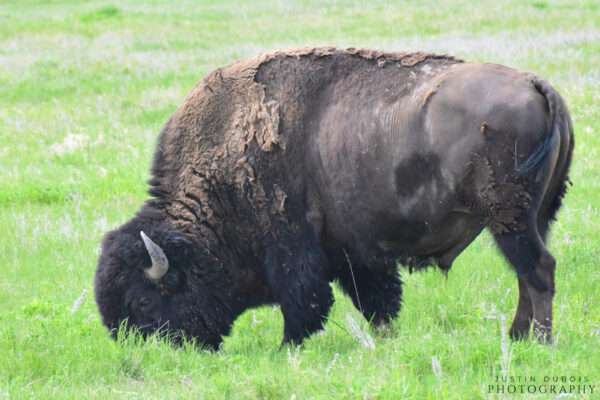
[94,47,573,349]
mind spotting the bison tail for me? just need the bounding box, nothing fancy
[515,78,562,176]
[526,77,574,236]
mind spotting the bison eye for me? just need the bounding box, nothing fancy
[138,297,151,310]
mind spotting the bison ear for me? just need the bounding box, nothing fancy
[140,231,169,281]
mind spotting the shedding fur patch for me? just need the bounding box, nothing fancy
[235,84,281,152]
[465,154,532,234]
[250,46,458,67]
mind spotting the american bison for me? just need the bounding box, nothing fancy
[95,48,573,349]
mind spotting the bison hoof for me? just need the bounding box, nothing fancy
[533,328,553,345]
[373,322,394,338]
[509,323,531,341]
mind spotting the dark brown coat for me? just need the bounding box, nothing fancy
[95,48,573,348]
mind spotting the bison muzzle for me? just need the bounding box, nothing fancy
[94,47,573,349]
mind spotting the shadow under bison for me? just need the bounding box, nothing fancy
[95,47,573,349]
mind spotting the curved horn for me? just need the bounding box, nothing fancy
[140,231,169,281]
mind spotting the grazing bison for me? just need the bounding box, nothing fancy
[95,47,573,349]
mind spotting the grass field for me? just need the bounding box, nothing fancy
[1,1,599,398]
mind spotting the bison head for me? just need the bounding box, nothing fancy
[94,218,235,350]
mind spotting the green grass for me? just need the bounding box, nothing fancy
[1,0,599,398]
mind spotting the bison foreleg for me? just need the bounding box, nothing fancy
[335,251,402,329]
[264,227,333,346]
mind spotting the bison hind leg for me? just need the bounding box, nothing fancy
[492,225,556,344]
